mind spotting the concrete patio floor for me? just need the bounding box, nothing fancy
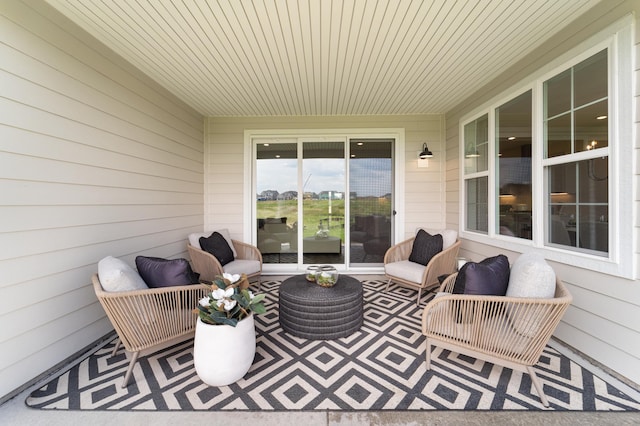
[1,391,640,426]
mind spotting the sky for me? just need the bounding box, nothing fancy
[256,158,391,197]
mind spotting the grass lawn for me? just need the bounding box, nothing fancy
[256,198,391,240]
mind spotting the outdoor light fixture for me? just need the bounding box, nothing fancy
[419,143,433,159]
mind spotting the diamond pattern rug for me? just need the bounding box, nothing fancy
[26,279,640,411]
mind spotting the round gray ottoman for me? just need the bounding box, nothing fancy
[279,274,363,339]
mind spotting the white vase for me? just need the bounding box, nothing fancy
[193,314,256,386]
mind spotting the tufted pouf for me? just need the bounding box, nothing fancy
[279,274,363,339]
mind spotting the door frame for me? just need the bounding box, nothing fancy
[245,128,406,274]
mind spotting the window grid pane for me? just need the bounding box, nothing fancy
[464,115,488,174]
[466,177,488,233]
[543,49,608,255]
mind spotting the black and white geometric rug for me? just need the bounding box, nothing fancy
[26,279,640,411]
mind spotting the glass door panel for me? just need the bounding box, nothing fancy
[348,139,393,265]
[301,141,345,265]
[254,135,395,270]
[256,142,298,264]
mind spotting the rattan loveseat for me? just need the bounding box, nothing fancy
[421,267,572,407]
[92,274,208,387]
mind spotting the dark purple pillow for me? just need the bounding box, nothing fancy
[135,256,199,288]
[453,254,510,296]
[199,231,235,266]
[408,230,443,266]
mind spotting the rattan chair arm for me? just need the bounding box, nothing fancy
[232,239,263,262]
[422,240,461,286]
[187,244,223,282]
[383,237,414,263]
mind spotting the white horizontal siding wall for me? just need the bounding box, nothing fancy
[444,1,640,385]
[0,0,204,399]
[205,115,445,244]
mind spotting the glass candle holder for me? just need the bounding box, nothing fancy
[315,265,338,287]
[305,265,320,282]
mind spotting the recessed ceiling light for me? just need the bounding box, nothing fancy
[507,136,516,141]
[275,154,280,158]
[357,142,364,146]
[351,154,356,158]
[596,115,607,120]
[263,143,270,146]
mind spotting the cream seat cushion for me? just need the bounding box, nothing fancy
[385,260,425,283]
[223,259,261,276]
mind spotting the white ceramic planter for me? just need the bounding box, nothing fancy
[193,314,256,386]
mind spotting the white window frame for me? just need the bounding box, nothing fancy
[462,114,491,235]
[459,17,634,279]
[244,128,406,274]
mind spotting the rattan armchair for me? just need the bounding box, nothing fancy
[421,273,572,407]
[187,239,262,287]
[92,274,208,387]
[384,236,461,306]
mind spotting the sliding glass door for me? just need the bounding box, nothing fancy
[255,141,298,264]
[349,140,393,265]
[301,141,346,264]
[254,136,393,270]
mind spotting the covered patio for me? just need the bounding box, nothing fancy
[1,0,639,423]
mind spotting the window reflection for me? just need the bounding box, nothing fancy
[256,142,298,264]
[464,115,488,174]
[497,91,532,239]
[545,49,608,254]
[466,177,488,233]
[545,49,608,158]
[548,158,608,252]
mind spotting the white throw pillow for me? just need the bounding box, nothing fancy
[506,252,556,299]
[506,252,556,337]
[98,256,148,292]
[189,228,237,257]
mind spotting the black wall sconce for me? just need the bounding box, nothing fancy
[419,143,433,159]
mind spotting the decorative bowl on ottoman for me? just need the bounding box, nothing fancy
[315,265,339,287]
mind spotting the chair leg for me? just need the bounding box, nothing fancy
[416,288,422,306]
[111,338,122,357]
[121,351,140,388]
[385,278,392,291]
[527,365,549,407]
[425,338,432,369]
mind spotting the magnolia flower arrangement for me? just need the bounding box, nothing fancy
[196,273,266,327]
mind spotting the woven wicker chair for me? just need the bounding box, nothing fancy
[421,273,572,407]
[384,237,461,306]
[92,274,208,387]
[187,240,262,288]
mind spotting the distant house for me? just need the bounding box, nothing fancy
[260,190,279,201]
[278,191,298,200]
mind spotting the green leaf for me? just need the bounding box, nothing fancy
[251,293,266,303]
[251,303,267,315]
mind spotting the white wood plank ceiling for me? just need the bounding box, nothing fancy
[46,0,602,117]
